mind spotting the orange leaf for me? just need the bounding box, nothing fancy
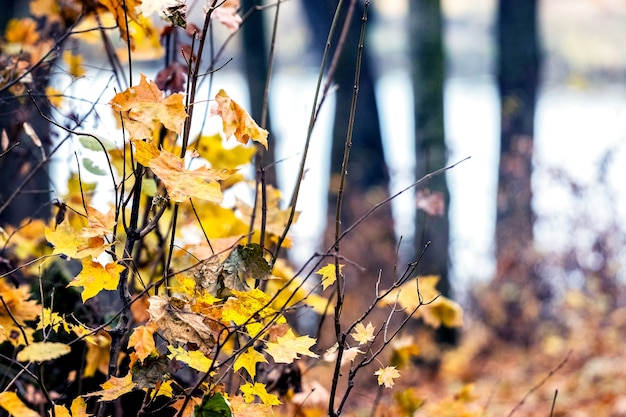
[213,89,268,149]
[99,0,143,48]
[128,323,157,362]
[84,373,137,401]
[67,259,125,302]
[110,73,187,139]
[148,147,234,203]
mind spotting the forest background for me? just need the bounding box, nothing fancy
[1,0,626,416]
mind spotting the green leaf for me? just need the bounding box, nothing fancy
[83,158,106,176]
[193,393,232,417]
[79,135,116,151]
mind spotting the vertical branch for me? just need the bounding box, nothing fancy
[328,2,367,416]
[272,0,347,264]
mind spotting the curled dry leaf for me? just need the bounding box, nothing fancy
[212,89,268,149]
[148,295,218,355]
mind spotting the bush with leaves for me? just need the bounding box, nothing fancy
[0,1,463,416]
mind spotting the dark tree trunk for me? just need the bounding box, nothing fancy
[240,0,276,185]
[0,1,53,226]
[410,0,455,345]
[491,0,544,344]
[301,0,395,287]
[301,0,388,205]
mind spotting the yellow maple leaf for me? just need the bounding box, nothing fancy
[0,391,39,417]
[85,373,137,401]
[191,134,256,169]
[51,397,91,417]
[316,263,344,290]
[167,345,213,373]
[222,288,275,326]
[265,329,319,363]
[132,139,161,166]
[37,308,70,333]
[67,259,125,302]
[350,321,375,345]
[16,342,70,362]
[127,323,157,362]
[233,347,267,379]
[84,331,111,377]
[148,148,234,203]
[45,222,84,258]
[374,366,401,388]
[63,50,86,78]
[240,382,281,405]
[230,395,274,417]
[213,89,268,149]
[381,275,463,329]
[110,73,187,139]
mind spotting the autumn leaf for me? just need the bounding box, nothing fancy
[16,342,70,362]
[382,275,463,329]
[316,263,344,290]
[375,366,401,388]
[46,86,63,108]
[148,295,216,355]
[110,73,187,139]
[233,347,267,379]
[0,278,38,346]
[63,50,86,78]
[99,0,143,48]
[0,391,40,417]
[390,335,420,369]
[222,288,278,337]
[240,382,281,405]
[212,89,268,149]
[167,345,212,373]
[191,134,256,169]
[211,0,243,31]
[351,322,376,345]
[133,141,234,203]
[37,308,70,333]
[127,323,157,362]
[51,397,91,417]
[67,259,125,302]
[84,331,111,377]
[84,373,137,401]
[84,206,116,237]
[265,329,319,363]
[4,18,39,45]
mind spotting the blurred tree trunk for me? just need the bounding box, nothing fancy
[492,0,545,343]
[0,1,52,227]
[410,0,455,345]
[241,0,275,185]
[301,0,395,288]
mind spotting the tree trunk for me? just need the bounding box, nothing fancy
[410,0,455,345]
[240,0,276,185]
[491,0,544,344]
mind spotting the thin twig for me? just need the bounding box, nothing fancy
[506,351,570,417]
